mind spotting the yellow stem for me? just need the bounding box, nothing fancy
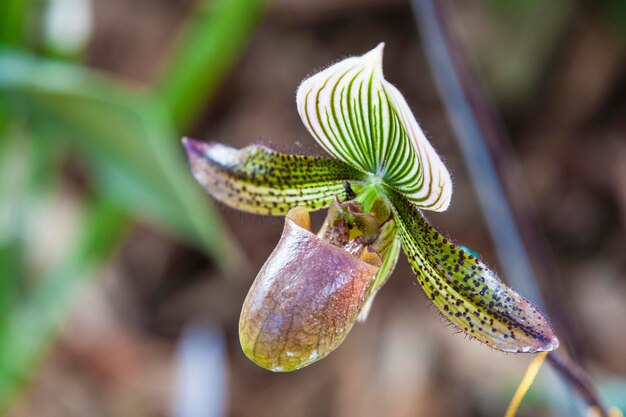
[504,352,549,417]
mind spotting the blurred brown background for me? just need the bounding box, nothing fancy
[3,0,625,416]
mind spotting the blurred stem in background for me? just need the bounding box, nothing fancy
[411,0,611,416]
[0,0,264,411]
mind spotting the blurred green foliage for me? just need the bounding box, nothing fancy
[0,0,263,410]
[0,0,26,47]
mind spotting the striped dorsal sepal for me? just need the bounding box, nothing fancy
[297,43,452,212]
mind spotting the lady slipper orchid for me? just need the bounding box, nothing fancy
[183,43,558,372]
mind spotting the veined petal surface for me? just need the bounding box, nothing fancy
[184,138,365,215]
[384,187,558,353]
[297,43,452,211]
[240,216,379,371]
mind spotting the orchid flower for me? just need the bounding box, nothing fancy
[183,43,558,372]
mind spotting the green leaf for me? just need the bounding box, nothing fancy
[158,0,265,129]
[296,43,452,211]
[0,49,245,272]
[0,0,28,46]
[183,139,367,215]
[384,187,558,353]
[0,198,129,410]
[0,128,29,327]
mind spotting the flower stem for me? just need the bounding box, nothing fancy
[547,352,610,416]
[504,352,548,417]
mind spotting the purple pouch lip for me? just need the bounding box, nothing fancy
[239,215,380,372]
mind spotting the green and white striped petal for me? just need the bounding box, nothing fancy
[384,187,558,353]
[183,138,366,215]
[297,43,452,212]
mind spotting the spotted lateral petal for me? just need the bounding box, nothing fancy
[384,187,558,353]
[297,43,452,211]
[183,138,366,215]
